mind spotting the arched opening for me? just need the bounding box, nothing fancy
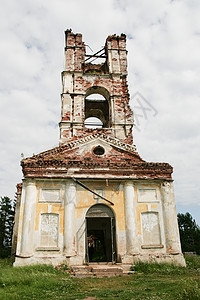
[85,204,116,263]
[84,87,110,128]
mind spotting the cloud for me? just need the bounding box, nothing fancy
[0,0,199,223]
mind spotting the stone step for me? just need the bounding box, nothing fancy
[72,273,96,278]
[71,266,92,273]
[70,264,134,278]
[92,267,123,273]
[72,272,130,278]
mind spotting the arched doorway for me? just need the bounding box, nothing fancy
[85,204,116,263]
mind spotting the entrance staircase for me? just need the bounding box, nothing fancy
[70,263,134,278]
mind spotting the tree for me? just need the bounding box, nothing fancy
[177,212,200,255]
[0,196,15,257]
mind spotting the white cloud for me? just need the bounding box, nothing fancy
[0,0,199,223]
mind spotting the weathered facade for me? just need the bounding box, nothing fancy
[13,30,185,267]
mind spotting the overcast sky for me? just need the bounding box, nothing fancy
[0,0,200,224]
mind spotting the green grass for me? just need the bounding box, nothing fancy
[0,256,199,299]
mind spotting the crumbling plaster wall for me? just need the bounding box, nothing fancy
[14,177,185,267]
[60,73,133,143]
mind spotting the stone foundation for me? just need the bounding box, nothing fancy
[14,252,186,268]
[132,253,186,267]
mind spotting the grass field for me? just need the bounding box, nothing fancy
[0,256,199,299]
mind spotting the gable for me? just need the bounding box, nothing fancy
[60,137,141,161]
[21,133,172,180]
[23,133,140,161]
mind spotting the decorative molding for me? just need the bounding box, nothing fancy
[24,133,138,160]
[62,133,137,153]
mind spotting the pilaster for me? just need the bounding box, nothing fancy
[124,181,139,254]
[64,180,77,256]
[162,181,182,254]
[20,180,37,256]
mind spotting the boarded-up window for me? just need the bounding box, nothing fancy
[40,214,59,247]
[39,189,61,203]
[141,212,161,245]
[138,188,158,202]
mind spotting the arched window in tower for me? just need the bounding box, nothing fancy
[84,87,110,129]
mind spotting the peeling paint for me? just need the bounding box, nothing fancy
[13,30,185,268]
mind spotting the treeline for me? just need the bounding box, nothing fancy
[0,196,200,257]
[0,196,15,258]
[177,212,200,255]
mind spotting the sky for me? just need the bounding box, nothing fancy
[0,0,200,224]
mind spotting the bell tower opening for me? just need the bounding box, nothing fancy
[84,86,110,129]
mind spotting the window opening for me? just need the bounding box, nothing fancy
[85,92,109,128]
[93,146,105,156]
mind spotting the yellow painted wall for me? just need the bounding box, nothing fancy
[76,181,126,232]
[35,182,64,234]
[135,185,161,235]
[32,180,163,252]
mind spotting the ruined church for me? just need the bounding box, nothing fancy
[13,30,185,267]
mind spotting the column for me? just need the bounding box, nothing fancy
[20,180,37,256]
[124,181,139,254]
[64,180,76,256]
[162,181,182,254]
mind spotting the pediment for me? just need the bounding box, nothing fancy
[60,136,140,159]
[25,133,141,161]
[21,133,173,180]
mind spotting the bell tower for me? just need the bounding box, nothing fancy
[59,29,134,145]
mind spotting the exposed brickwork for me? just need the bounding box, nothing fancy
[65,29,85,71]
[21,31,173,182]
[60,30,133,144]
[21,131,172,180]
[63,111,71,121]
[82,63,108,74]
[22,155,172,179]
[16,183,22,197]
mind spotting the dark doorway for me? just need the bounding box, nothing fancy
[85,204,116,263]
